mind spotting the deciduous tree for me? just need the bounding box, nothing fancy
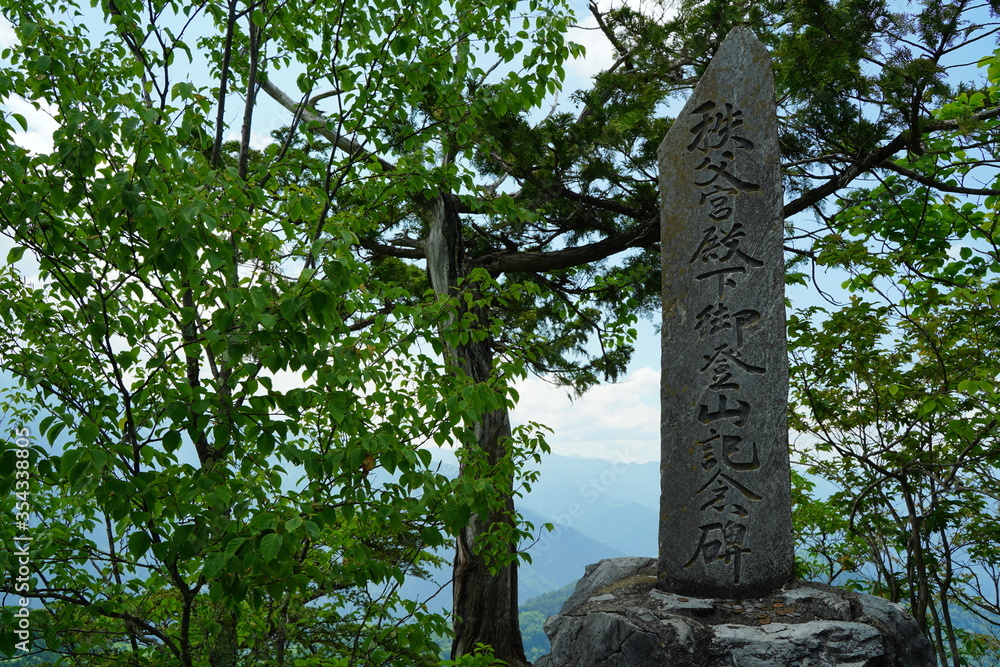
[0,0,563,664]
[259,0,1000,660]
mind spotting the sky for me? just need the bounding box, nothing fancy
[503,0,675,463]
[0,0,833,467]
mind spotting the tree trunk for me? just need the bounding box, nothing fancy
[425,194,528,665]
[208,607,239,667]
[450,342,527,666]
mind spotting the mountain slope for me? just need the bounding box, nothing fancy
[398,506,625,613]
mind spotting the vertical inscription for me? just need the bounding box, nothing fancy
[687,104,763,301]
[684,98,762,586]
[658,28,793,599]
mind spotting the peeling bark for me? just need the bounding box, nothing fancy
[426,193,528,666]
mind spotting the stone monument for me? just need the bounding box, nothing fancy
[533,27,936,666]
[657,26,792,599]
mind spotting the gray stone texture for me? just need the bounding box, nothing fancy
[557,557,657,616]
[782,585,852,621]
[534,558,935,667]
[657,26,792,599]
[708,621,883,666]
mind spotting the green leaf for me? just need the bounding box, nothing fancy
[223,537,246,559]
[78,421,100,447]
[260,533,282,562]
[163,430,181,452]
[128,531,151,558]
[203,553,226,579]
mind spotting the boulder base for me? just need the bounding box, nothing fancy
[534,557,934,667]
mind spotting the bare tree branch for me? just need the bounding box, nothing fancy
[260,79,396,173]
[882,160,1000,197]
[785,102,1000,216]
[472,217,658,274]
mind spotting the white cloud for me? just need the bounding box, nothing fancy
[224,128,276,151]
[565,0,680,83]
[566,13,617,81]
[0,20,60,155]
[3,96,59,155]
[947,242,974,262]
[0,16,16,51]
[512,366,660,463]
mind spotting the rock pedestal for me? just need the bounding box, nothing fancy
[534,558,935,667]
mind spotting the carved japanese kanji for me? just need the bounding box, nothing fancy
[658,27,793,599]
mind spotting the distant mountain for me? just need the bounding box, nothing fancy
[517,453,659,558]
[520,453,660,520]
[425,450,660,516]
[389,450,657,607]
[518,581,577,662]
[414,450,658,556]
[397,505,625,613]
[520,580,576,618]
[568,501,658,557]
[518,506,626,599]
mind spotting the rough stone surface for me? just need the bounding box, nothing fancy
[557,557,656,615]
[854,592,935,666]
[782,585,852,621]
[709,621,883,666]
[650,588,715,615]
[534,558,935,667]
[657,26,792,599]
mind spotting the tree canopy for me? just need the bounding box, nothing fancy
[0,0,999,664]
[0,0,570,663]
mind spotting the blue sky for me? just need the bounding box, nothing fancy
[0,0,673,461]
[0,0,847,467]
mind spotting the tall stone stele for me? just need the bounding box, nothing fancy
[535,28,935,667]
[658,27,793,599]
